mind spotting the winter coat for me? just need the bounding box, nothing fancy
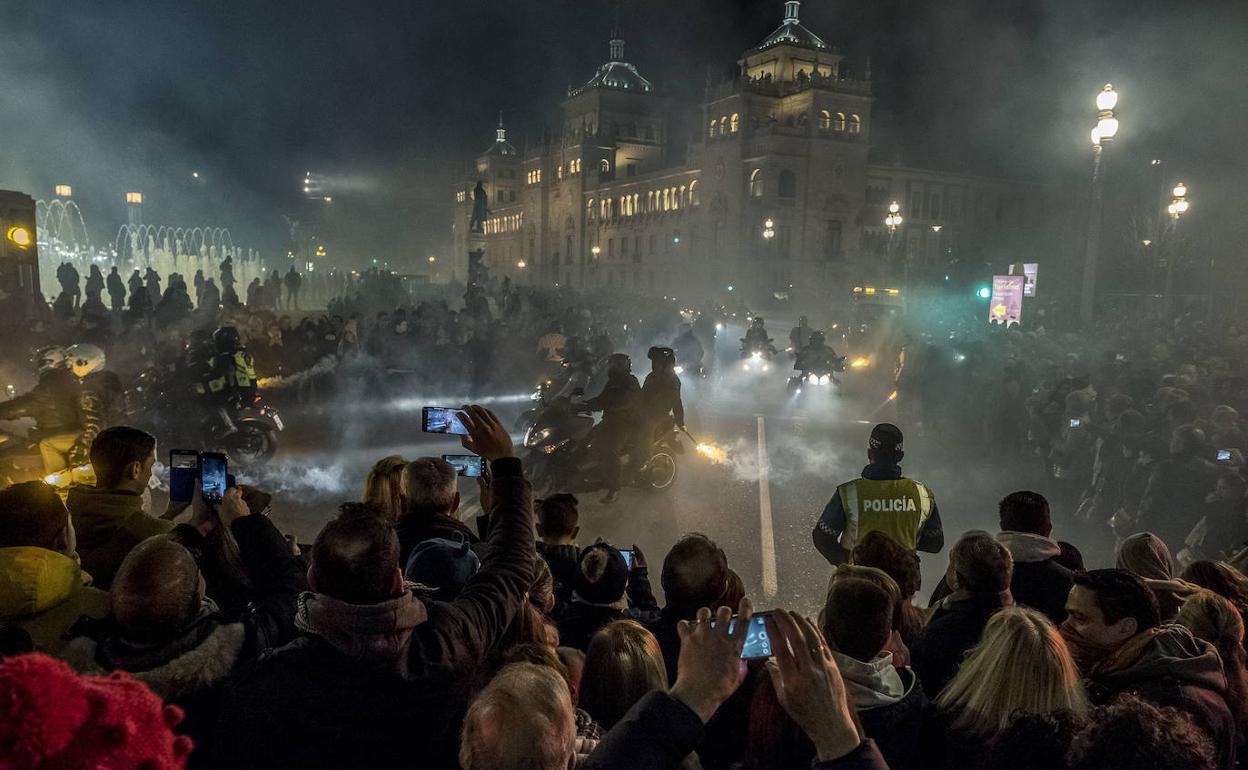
[918,706,991,770]
[559,600,627,652]
[1087,625,1237,770]
[0,367,82,436]
[996,531,1076,623]
[911,590,1013,699]
[68,485,174,590]
[537,541,580,616]
[0,546,109,655]
[835,652,928,770]
[213,458,534,769]
[1138,455,1221,551]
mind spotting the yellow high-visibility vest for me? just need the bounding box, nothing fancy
[837,477,934,551]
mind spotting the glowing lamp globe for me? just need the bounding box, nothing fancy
[1173,182,1187,198]
[976,286,992,300]
[1096,116,1119,140]
[1096,84,1118,111]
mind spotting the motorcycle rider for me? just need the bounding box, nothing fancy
[642,346,686,449]
[58,344,124,477]
[582,352,641,505]
[790,316,813,352]
[795,330,842,385]
[672,323,705,374]
[196,326,259,418]
[0,347,83,477]
[742,316,775,356]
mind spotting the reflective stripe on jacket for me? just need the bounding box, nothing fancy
[837,477,934,551]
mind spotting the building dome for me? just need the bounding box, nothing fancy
[753,0,829,52]
[569,27,654,97]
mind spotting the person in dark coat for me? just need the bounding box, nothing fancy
[823,577,928,770]
[1137,425,1221,551]
[912,531,1014,698]
[61,487,302,769]
[535,493,581,616]
[582,352,641,504]
[106,266,126,311]
[556,542,658,651]
[1061,568,1237,770]
[213,406,535,770]
[996,490,1076,624]
[395,456,482,567]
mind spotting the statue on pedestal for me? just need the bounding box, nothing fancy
[469,181,490,234]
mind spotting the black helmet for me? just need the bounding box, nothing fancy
[212,326,241,352]
[648,346,675,364]
[752,316,764,327]
[810,331,826,345]
[606,352,631,373]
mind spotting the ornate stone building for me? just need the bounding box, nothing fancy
[452,0,1070,307]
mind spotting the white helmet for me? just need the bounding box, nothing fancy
[65,343,106,378]
[35,346,69,374]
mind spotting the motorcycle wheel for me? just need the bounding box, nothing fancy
[642,451,678,492]
[225,426,277,467]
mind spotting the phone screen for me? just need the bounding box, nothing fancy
[1218,449,1232,462]
[619,549,634,569]
[740,613,773,659]
[169,450,198,503]
[423,407,469,436]
[1070,418,1082,428]
[200,453,228,504]
[443,454,484,478]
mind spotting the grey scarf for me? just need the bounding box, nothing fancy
[295,589,429,676]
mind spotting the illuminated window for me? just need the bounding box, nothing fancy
[819,110,831,130]
[647,190,655,212]
[587,198,596,221]
[730,113,740,133]
[557,165,564,180]
[678,185,686,209]
[600,159,610,173]
[749,168,763,198]
[709,119,717,139]
[834,112,846,132]
[689,180,699,206]
[663,189,671,211]
[632,193,639,216]
[849,114,861,134]
[718,116,727,136]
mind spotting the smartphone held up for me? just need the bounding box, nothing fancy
[423,407,470,436]
[442,454,484,477]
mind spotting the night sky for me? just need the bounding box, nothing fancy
[3,0,1245,268]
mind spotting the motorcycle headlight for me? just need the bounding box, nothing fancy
[761,363,770,371]
[819,374,831,385]
[807,374,817,383]
[674,365,684,375]
[526,427,552,447]
[751,352,762,361]
[530,389,542,401]
[741,362,750,371]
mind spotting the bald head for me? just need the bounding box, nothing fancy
[460,663,576,770]
[111,538,202,642]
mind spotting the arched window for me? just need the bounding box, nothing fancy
[600,159,611,173]
[709,119,717,139]
[730,113,740,133]
[663,189,671,211]
[679,185,687,209]
[749,168,763,198]
[834,112,846,132]
[819,110,831,130]
[688,180,699,206]
[718,116,727,136]
[632,193,640,215]
[587,198,596,221]
[849,114,862,134]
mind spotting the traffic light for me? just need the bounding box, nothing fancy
[6,226,32,248]
[976,285,992,300]
[0,189,42,313]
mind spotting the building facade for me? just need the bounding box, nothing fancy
[452,0,1071,307]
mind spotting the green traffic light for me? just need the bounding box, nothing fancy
[976,286,992,300]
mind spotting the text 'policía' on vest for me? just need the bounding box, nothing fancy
[860,497,919,513]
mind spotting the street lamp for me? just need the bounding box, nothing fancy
[762,218,775,240]
[1168,182,1189,219]
[591,245,601,258]
[1080,83,1118,329]
[428,255,437,263]
[517,259,527,269]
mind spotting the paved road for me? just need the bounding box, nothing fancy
[226,353,1056,618]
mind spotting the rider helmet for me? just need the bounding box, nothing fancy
[647,346,675,366]
[606,352,632,374]
[212,326,242,353]
[34,346,69,374]
[751,316,765,328]
[65,343,106,378]
[809,331,826,346]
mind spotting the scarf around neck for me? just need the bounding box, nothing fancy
[295,588,429,676]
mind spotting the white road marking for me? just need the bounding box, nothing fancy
[756,414,778,598]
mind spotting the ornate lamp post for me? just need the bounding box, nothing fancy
[1079,83,1119,328]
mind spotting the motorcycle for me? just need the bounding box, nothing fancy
[521,396,680,497]
[787,351,847,395]
[128,367,284,467]
[739,338,776,373]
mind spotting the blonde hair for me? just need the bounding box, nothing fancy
[459,663,576,770]
[363,455,406,523]
[936,606,1087,735]
[579,620,668,729]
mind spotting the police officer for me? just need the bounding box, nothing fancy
[642,346,685,445]
[812,423,944,565]
[742,316,774,355]
[672,324,705,374]
[795,330,842,384]
[198,326,259,410]
[582,353,640,504]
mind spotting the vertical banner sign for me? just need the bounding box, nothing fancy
[1022,263,1039,297]
[988,275,1025,327]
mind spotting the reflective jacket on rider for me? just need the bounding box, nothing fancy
[0,368,82,437]
[197,349,258,399]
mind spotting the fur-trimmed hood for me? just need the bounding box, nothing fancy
[62,621,246,701]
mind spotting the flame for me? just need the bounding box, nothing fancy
[696,442,729,464]
[888,390,898,401]
[257,376,282,389]
[850,357,871,369]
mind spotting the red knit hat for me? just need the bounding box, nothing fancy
[0,653,193,769]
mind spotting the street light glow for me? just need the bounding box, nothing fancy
[1173,182,1187,198]
[428,255,437,263]
[888,201,900,215]
[591,245,601,256]
[125,192,143,204]
[517,259,527,268]
[1096,83,1118,111]
[1095,116,1119,140]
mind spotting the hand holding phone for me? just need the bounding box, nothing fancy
[169,450,198,504]
[1069,418,1082,428]
[1218,449,1233,462]
[619,549,635,569]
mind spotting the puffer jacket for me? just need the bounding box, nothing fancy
[0,546,109,655]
